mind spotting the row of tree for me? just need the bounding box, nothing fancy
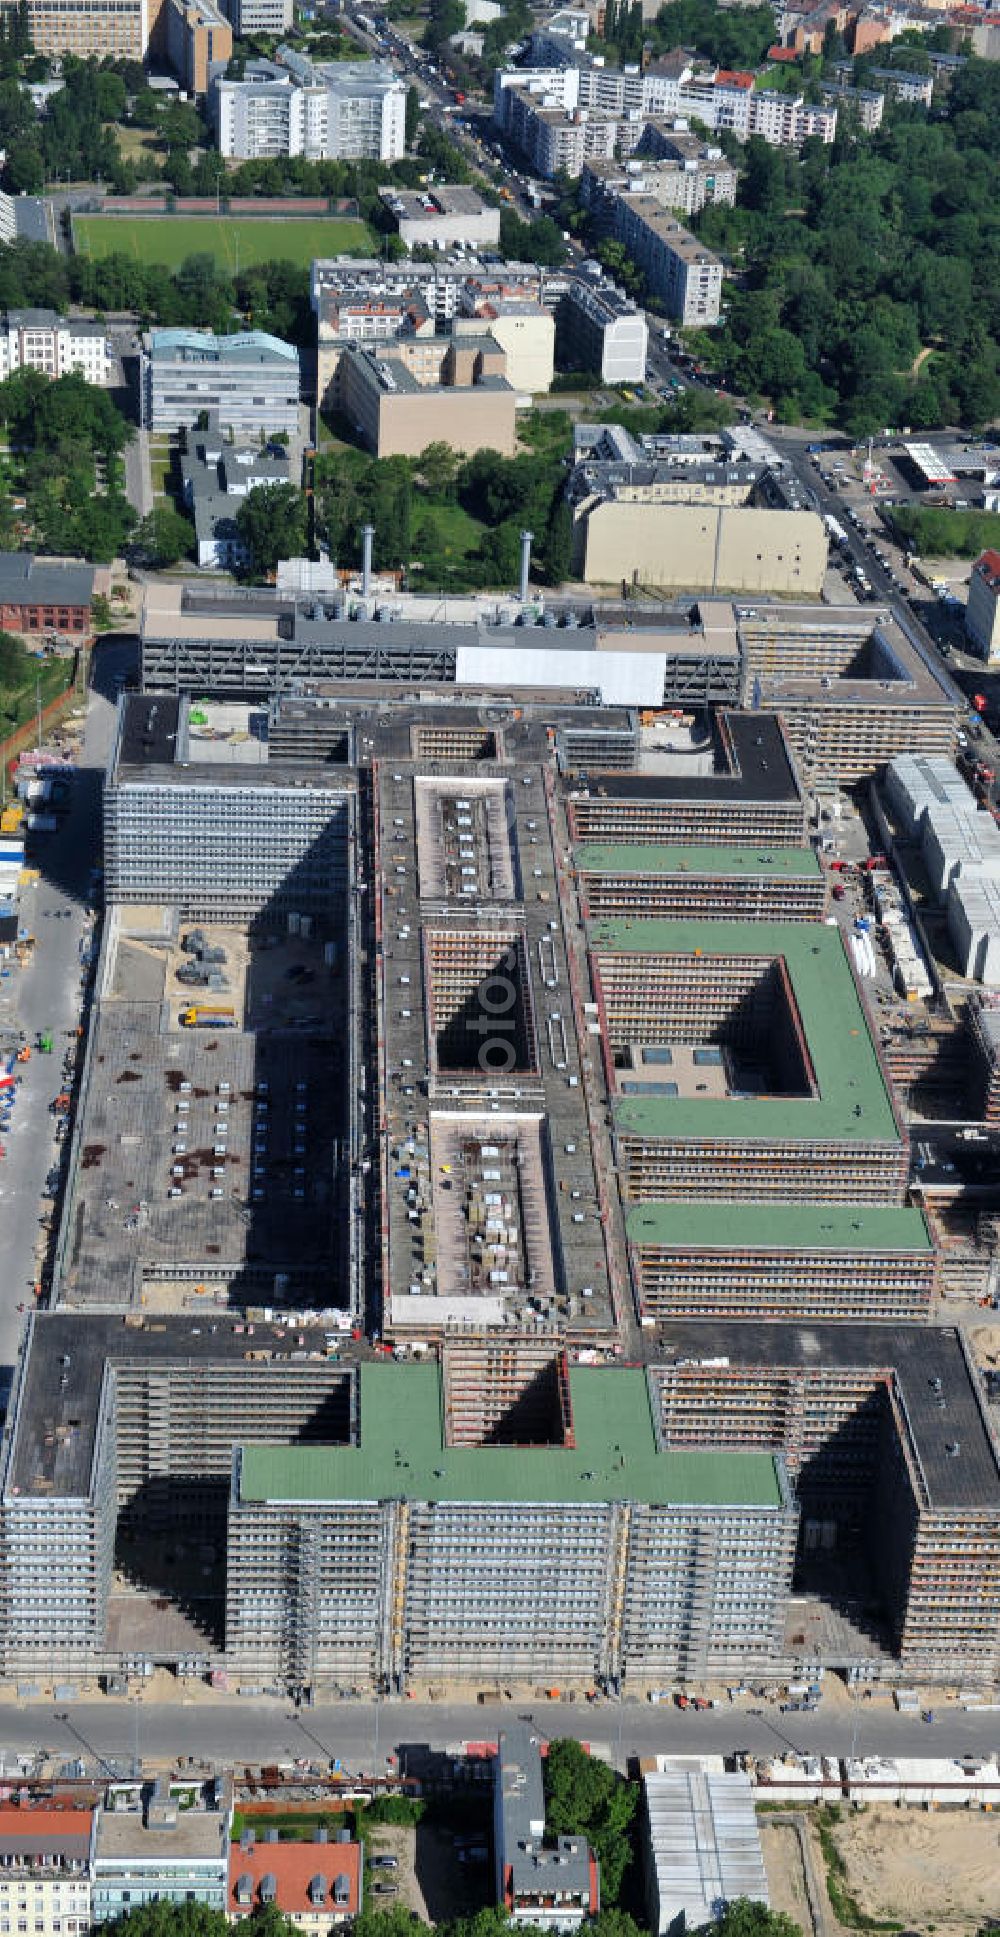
[0,239,317,346]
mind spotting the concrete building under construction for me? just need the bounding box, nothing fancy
[627,1202,936,1325]
[563,712,807,849]
[5,1315,1000,1689]
[589,917,908,1204]
[575,844,827,922]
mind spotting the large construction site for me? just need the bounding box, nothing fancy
[4,632,1000,1697]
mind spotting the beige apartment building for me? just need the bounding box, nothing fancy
[575,501,827,594]
[16,0,154,58]
[339,334,517,458]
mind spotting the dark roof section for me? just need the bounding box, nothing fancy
[0,550,95,609]
[119,693,181,767]
[569,711,801,805]
[652,1320,1000,1511]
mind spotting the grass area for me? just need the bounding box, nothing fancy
[415,499,486,558]
[889,503,1000,559]
[114,125,163,163]
[0,651,73,742]
[73,214,372,272]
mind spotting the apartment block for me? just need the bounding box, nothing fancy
[628,1202,936,1324]
[0,308,111,384]
[576,844,827,922]
[227,0,291,31]
[501,86,618,179]
[610,197,722,324]
[339,335,516,458]
[968,995,1000,1122]
[557,277,648,384]
[819,81,884,129]
[13,0,148,58]
[870,65,933,105]
[0,1808,93,1937]
[145,327,300,436]
[165,0,231,93]
[495,1726,598,1932]
[92,1782,232,1923]
[965,550,1000,663]
[215,55,405,161]
[581,151,737,223]
[589,917,908,1204]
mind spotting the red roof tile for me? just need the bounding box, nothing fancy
[229,1838,362,1920]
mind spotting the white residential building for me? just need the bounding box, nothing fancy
[612,195,723,324]
[0,308,111,384]
[558,276,648,383]
[215,54,406,161]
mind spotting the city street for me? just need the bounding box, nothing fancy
[0,638,133,1380]
[1,1694,999,1778]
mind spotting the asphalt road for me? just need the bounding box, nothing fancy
[0,639,133,1381]
[2,1696,999,1777]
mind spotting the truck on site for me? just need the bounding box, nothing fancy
[823,513,849,549]
[179,1006,237,1029]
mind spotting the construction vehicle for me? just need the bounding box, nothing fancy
[16,1045,30,1063]
[37,1033,53,1053]
[51,1092,71,1113]
[179,1006,236,1029]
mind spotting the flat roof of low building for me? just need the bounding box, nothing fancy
[576,844,821,879]
[591,917,901,1146]
[94,1806,228,1862]
[237,1362,786,1508]
[380,184,492,220]
[627,1201,932,1253]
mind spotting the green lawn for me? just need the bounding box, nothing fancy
[73,214,372,272]
[417,500,485,558]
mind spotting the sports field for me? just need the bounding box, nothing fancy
[73,214,372,271]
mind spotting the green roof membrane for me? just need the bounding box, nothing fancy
[590,917,901,1147]
[627,1201,932,1253]
[577,845,823,880]
[237,1363,784,1510]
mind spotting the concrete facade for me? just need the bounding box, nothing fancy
[575,502,827,595]
[339,336,517,458]
[165,0,231,93]
[380,184,501,252]
[610,197,722,324]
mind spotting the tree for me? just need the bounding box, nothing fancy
[132,506,195,568]
[405,83,420,147]
[417,441,459,500]
[543,1739,638,1906]
[235,483,307,578]
[714,1902,804,1937]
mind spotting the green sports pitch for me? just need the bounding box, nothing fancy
[72,214,372,271]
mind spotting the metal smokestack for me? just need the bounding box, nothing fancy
[519,529,533,605]
[361,524,375,598]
